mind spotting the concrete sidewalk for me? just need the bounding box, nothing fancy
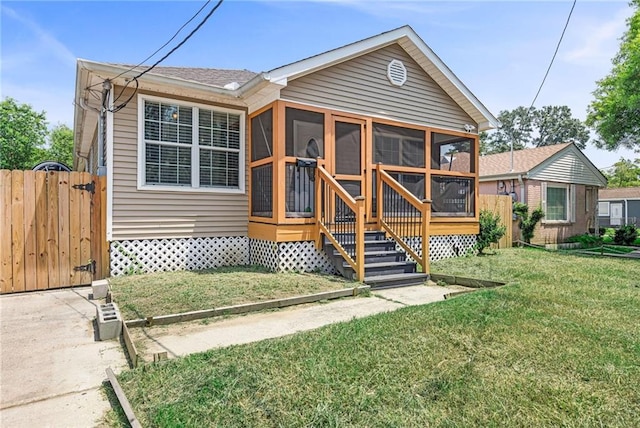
[0,287,127,428]
[130,284,464,360]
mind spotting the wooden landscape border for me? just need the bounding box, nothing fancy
[124,285,370,328]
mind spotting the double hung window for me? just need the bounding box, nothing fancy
[139,95,244,192]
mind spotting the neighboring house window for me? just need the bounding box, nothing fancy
[138,95,244,192]
[542,182,575,222]
[598,201,610,216]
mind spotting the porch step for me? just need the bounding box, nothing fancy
[328,239,397,252]
[343,261,416,277]
[364,273,430,289]
[323,230,426,289]
[332,249,406,263]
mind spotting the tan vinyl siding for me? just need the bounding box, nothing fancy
[89,128,99,174]
[530,149,604,187]
[111,87,249,240]
[280,43,476,131]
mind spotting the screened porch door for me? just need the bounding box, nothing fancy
[329,116,366,206]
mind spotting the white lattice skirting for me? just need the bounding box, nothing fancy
[397,234,477,262]
[109,234,475,276]
[249,239,337,274]
[110,237,249,276]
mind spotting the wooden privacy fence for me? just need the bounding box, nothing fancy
[0,170,107,294]
[478,194,513,248]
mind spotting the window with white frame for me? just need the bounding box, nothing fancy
[543,182,575,222]
[598,201,610,216]
[139,95,244,192]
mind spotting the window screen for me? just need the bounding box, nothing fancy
[335,122,361,175]
[373,123,425,167]
[431,176,474,217]
[431,132,474,173]
[251,109,273,161]
[285,108,324,158]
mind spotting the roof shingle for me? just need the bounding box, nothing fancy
[599,187,640,199]
[113,64,258,88]
[479,143,572,177]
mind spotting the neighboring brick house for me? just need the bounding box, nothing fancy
[598,187,640,228]
[479,143,607,244]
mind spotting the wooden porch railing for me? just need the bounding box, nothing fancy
[376,164,431,273]
[315,165,366,281]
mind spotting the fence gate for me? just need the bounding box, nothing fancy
[0,170,107,294]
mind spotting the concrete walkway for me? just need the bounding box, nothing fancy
[130,284,463,360]
[0,287,127,428]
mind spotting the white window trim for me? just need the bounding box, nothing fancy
[542,182,574,223]
[598,201,610,217]
[137,94,245,194]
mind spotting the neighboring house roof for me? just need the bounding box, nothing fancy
[442,151,471,172]
[479,143,608,187]
[599,187,640,200]
[479,143,570,177]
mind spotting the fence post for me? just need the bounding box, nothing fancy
[355,196,365,282]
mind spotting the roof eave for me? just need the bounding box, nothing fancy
[479,172,527,182]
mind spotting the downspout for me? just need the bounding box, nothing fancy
[97,80,112,176]
[518,174,525,203]
[624,198,629,226]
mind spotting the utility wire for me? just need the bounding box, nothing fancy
[86,0,212,92]
[528,0,576,111]
[109,0,224,113]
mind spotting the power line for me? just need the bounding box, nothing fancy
[86,0,213,92]
[113,0,212,82]
[109,0,224,113]
[528,0,577,111]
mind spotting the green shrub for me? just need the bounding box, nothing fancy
[566,233,603,248]
[475,209,507,254]
[614,225,638,245]
[513,202,545,244]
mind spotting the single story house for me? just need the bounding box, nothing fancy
[598,187,640,228]
[479,143,607,244]
[73,25,499,286]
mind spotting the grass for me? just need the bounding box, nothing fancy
[575,245,636,255]
[107,248,640,427]
[109,265,355,320]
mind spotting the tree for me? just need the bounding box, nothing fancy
[513,202,545,244]
[601,157,640,188]
[45,124,74,167]
[586,0,640,150]
[531,106,589,149]
[0,97,48,169]
[476,209,507,254]
[480,105,589,155]
[480,106,530,155]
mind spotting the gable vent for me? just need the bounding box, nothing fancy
[387,59,407,86]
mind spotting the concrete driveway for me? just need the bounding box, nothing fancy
[0,287,127,427]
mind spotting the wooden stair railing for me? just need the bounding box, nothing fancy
[376,164,431,274]
[315,165,366,281]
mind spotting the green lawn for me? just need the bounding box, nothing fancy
[107,248,640,427]
[109,265,355,320]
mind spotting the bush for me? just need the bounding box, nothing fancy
[513,202,545,244]
[476,209,507,254]
[566,233,603,248]
[614,225,638,245]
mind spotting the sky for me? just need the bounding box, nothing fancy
[0,0,637,169]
